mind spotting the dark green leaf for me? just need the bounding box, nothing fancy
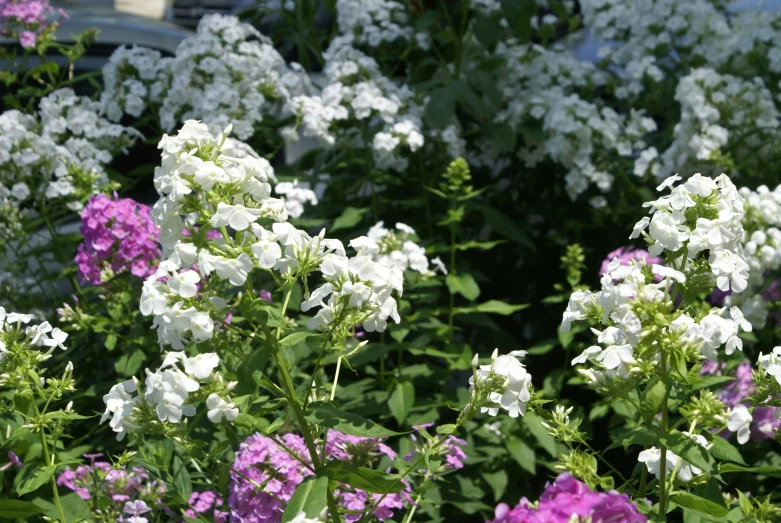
[710,435,746,465]
[425,87,457,129]
[659,433,715,474]
[482,470,508,502]
[235,345,271,396]
[606,429,658,451]
[506,437,536,474]
[0,500,45,518]
[173,456,193,502]
[305,402,405,437]
[389,381,415,425]
[473,16,502,51]
[473,203,535,250]
[671,493,728,519]
[332,206,368,231]
[326,461,405,494]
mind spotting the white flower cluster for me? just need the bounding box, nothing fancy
[366,221,429,274]
[101,351,237,441]
[335,0,413,48]
[638,432,710,482]
[0,89,139,238]
[275,179,319,219]
[468,349,533,419]
[758,347,781,387]
[491,41,656,200]
[722,185,781,329]
[141,120,404,349]
[634,174,749,293]
[0,307,68,364]
[653,68,779,181]
[285,40,427,172]
[100,46,172,121]
[565,174,753,386]
[102,15,311,140]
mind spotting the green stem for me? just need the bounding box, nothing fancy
[33,403,67,523]
[658,351,670,520]
[447,199,457,341]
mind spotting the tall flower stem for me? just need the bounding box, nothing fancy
[658,351,670,520]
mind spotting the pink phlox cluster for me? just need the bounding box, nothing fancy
[488,473,647,523]
[57,453,165,517]
[186,490,229,523]
[701,361,780,442]
[75,193,160,284]
[599,247,661,277]
[0,0,63,48]
[229,431,407,523]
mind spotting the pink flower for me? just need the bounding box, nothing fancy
[599,247,661,277]
[19,30,35,47]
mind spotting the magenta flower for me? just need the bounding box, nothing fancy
[0,451,22,471]
[599,247,661,277]
[186,490,228,522]
[18,29,35,47]
[488,473,646,523]
[0,0,63,47]
[260,289,273,302]
[75,194,160,285]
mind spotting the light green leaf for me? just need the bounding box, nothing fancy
[0,499,45,518]
[235,345,271,396]
[709,435,746,465]
[455,240,507,251]
[280,332,322,348]
[173,456,193,502]
[605,429,658,451]
[671,492,728,519]
[389,382,415,425]
[456,300,529,316]
[17,465,57,495]
[482,470,508,502]
[524,412,559,458]
[326,461,405,494]
[305,402,405,437]
[446,273,480,301]
[281,476,329,522]
[659,432,715,474]
[332,206,368,231]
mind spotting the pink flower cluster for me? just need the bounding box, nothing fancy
[0,0,63,48]
[599,247,661,277]
[229,431,406,523]
[75,194,160,285]
[57,453,166,518]
[488,473,647,523]
[57,453,228,521]
[701,361,780,442]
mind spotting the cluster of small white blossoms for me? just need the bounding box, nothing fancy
[564,174,752,386]
[0,307,68,365]
[100,46,173,122]
[490,40,656,201]
[721,185,781,329]
[638,432,710,483]
[468,349,533,419]
[140,120,404,348]
[0,89,139,237]
[652,68,780,181]
[101,15,311,140]
[275,179,318,219]
[335,0,417,48]
[284,39,429,173]
[635,174,749,294]
[101,351,237,441]
[366,221,439,275]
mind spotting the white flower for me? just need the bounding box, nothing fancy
[251,240,282,269]
[168,270,201,298]
[44,328,68,350]
[206,393,239,423]
[727,405,753,445]
[214,253,254,286]
[184,353,219,379]
[469,351,533,418]
[638,446,700,482]
[595,344,635,370]
[288,512,323,523]
[652,264,686,282]
[210,202,263,231]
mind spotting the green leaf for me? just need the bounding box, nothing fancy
[17,465,57,495]
[105,333,117,351]
[33,492,88,522]
[446,273,480,301]
[720,463,781,477]
[473,204,535,250]
[326,461,405,494]
[13,389,33,415]
[506,437,536,474]
[235,345,271,396]
[332,206,368,231]
[280,332,322,348]
[659,433,715,474]
[671,493,728,519]
[709,435,746,465]
[455,240,507,251]
[281,476,329,522]
[500,0,536,41]
[473,15,502,51]
[388,381,415,425]
[425,86,457,129]
[482,470,508,502]
[525,412,559,458]
[305,402,405,437]
[456,300,529,316]
[240,298,285,328]
[43,411,93,422]
[640,378,666,426]
[173,456,193,502]
[0,500,45,518]
[114,348,146,376]
[605,428,658,450]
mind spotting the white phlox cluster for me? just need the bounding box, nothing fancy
[0,307,68,363]
[0,89,139,238]
[335,0,415,48]
[275,179,319,219]
[638,432,711,482]
[366,221,430,274]
[101,350,237,441]
[101,15,311,140]
[468,349,533,419]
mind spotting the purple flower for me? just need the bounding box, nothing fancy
[228,432,407,523]
[260,289,273,302]
[18,29,35,47]
[488,473,646,523]
[599,247,661,277]
[0,0,62,47]
[186,490,228,523]
[75,194,160,285]
[0,451,22,471]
